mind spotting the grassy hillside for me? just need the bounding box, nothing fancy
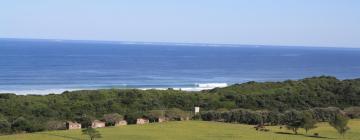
[1,120,359,140]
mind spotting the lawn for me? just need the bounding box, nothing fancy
[1,120,359,140]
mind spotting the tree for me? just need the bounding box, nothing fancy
[82,127,102,140]
[146,110,165,122]
[11,117,32,133]
[75,115,95,128]
[344,106,360,119]
[124,111,144,124]
[0,76,360,134]
[0,115,11,134]
[165,108,189,121]
[283,110,303,134]
[46,120,66,130]
[329,114,350,137]
[102,113,123,126]
[301,111,317,134]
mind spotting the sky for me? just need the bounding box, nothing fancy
[0,0,359,48]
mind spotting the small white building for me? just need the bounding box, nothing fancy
[157,117,167,123]
[136,118,149,125]
[91,120,106,128]
[195,107,200,114]
[66,121,82,130]
[115,120,128,126]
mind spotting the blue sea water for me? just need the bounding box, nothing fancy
[1,39,360,94]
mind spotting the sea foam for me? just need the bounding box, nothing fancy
[0,83,229,95]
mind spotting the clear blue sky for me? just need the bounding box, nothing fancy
[1,0,359,47]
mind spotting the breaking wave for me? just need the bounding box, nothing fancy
[0,83,229,95]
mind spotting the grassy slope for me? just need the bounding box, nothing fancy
[1,120,359,140]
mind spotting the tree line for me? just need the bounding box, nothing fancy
[0,76,359,135]
[200,107,352,136]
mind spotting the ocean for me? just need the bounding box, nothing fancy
[1,39,360,94]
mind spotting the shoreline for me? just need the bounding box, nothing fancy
[0,83,228,95]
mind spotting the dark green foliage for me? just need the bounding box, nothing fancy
[210,76,360,110]
[310,107,343,122]
[329,114,350,137]
[201,109,262,124]
[102,113,123,126]
[301,111,317,134]
[0,76,359,134]
[283,110,304,134]
[165,108,189,121]
[146,110,166,122]
[75,115,95,128]
[46,120,66,130]
[0,114,11,134]
[344,106,360,118]
[124,111,144,124]
[11,117,44,133]
[82,127,102,140]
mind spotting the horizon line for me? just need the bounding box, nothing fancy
[0,37,359,49]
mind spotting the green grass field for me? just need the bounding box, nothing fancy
[1,120,359,140]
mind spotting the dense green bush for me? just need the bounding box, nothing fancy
[0,114,11,134]
[200,107,344,126]
[0,76,359,134]
[46,120,66,130]
[344,106,360,118]
[102,113,123,126]
[146,110,166,122]
[165,108,190,121]
[75,115,95,128]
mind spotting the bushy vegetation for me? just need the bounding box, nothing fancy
[0,76,359,134]
[1,121,359,140]
[82,127,102,140]
[102,113,123,126]
[201,107,344,123]
[329,114,350,137]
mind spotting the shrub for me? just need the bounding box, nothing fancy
[46,120,66,130]
[329,114,350,137]
[102,113,123,126]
